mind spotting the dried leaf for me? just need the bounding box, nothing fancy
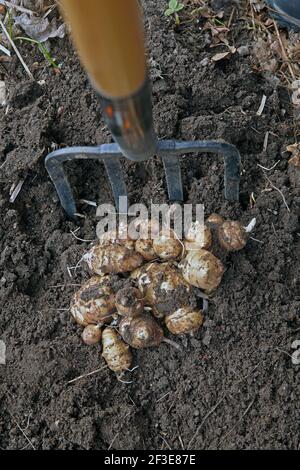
[289,155,300,168]
[211,51,230,61]
[287,143,300,167]
[14,13,65,43]
[252,37,278,74]
[191,6,213,19]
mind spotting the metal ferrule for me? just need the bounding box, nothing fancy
[99,79,158,162]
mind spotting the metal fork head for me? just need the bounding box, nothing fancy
[45,139,241,219]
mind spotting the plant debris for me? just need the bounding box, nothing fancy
[248,2,300,93]
[0,0,65,63]
[13,12,65,43]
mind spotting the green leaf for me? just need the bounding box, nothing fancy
[15,36,59,68]
[175,3,184,11]
[169,0,178,11]
[164,8,174,16]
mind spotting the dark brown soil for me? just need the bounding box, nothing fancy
[0,0,299,450]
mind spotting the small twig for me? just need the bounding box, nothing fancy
[0,19,33,79]
[159,435,172,450]
[43,4,57,20]
[156,391,171,403]
[67,266,73,278]
[9,179,25,203]
[249,236,264,244]
[263,173,291,212]
[20,443,30,450]
[108,432,120,451]
[275,347,294,359]
[49,307,70,312]
[69,253,87,275]
[23,412,32,431]
[50,284,82,288]
[173,227,185,258]
[117,375,134,385]
[116,366,137,384]
[187,395,226,449]
[256,95,267,116]
[178,435,185,450]
[163,337,182,351]
[67,365,108,384]
[249,1,257,37]
[70,230,93,243]
[273,21,295,81]
[263,131,269,152]
[218,397,256,446]
[126,365,140,373]
[79,199,97,207]
[15,422,36,450]
[257,161,280,171]
[251,126,261,135]
[227,7,236,29]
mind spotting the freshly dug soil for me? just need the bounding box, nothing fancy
[0,0,299,450]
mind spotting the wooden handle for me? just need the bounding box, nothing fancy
[61,0,147,98]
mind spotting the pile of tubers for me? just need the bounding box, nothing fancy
[70,215,254,376]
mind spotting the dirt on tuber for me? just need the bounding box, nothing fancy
[131,262,194,318]
[115,286,145,318]
[70,276,116,326]
[119,314,164,349]
[217,220,248,251]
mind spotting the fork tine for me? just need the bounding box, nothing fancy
[161,154,184,201]
[45,150,78,218]
[45,140,241,219]
[103,158,128,211]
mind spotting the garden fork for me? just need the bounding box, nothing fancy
[45,0,241,218]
